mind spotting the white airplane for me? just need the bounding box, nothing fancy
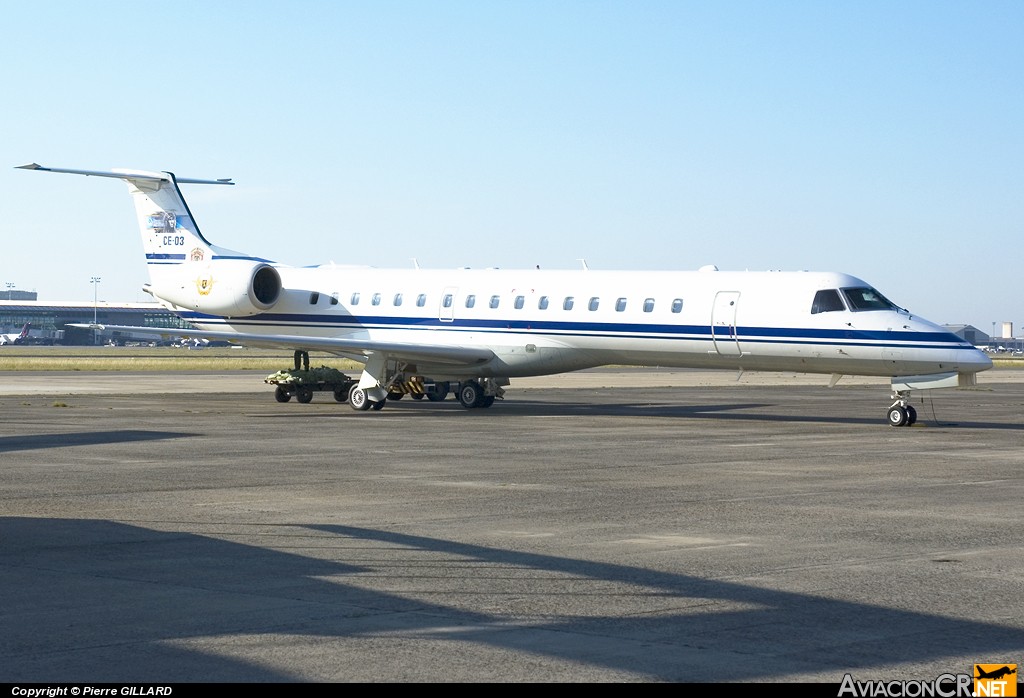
[17,163,992,426]
[0,323,31,346]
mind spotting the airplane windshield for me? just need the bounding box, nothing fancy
[842,287,898,311]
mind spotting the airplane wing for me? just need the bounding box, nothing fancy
[70,324,495,366]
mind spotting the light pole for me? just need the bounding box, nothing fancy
[91,277,101,345]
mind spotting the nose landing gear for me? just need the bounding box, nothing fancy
[887,391,918,427]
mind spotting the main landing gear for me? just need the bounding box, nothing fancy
[345,364,507,413]
[887,390,918,427]
[457,380,497,409]
[346,378,504,412]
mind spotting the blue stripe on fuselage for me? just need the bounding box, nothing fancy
[145,254,273,263]
[176,311,967,349]
[210,255,277,263]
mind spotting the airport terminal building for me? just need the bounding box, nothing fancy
[0,300,191,345]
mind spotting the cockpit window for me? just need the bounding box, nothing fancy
[811,289,845,314]
[842,287,897,311]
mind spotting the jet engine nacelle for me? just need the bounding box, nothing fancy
[151,260,282,317]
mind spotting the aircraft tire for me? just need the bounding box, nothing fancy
[458,381,484,409]
[349,387,372,411]
[887,406,908,427]
[906,405,917,425]
[480,395,495,408]
[426,383,449,402]
[274,387,292,403]
[371,399,386,411]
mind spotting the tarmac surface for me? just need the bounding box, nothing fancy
[1,368,1023,683]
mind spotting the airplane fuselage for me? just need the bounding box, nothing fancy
[178,266,987,381]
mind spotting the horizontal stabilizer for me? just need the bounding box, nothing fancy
[15,163,233,186]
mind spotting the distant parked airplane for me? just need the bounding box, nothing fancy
[0,323,30,346]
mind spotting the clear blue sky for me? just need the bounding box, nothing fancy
[3,1,1021,333]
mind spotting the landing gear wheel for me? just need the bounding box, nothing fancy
[479,395,495,408]
[458,380,485,409]
[887,405,909,427]
[905,405,917,425]
[426,383,449,402]
[370,399,386,411]
[274,386,292,403]
[296,387,314,404]
[349,387,372,411]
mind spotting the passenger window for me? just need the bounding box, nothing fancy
[350,292,360,306]
[615,298,627,312]
[372,293,381,306]
[416,294,427,307]
[489,295,500,309]
[588,297,600,311]
[811,289,846,314]
[330,293,339,306]
[309,292,320,305]
[563,296,574,310]
[515,296,525,309]
[538,296,549,310]
[643,298,655,312]
[465,294,476,308]
[393,293,403,306]
[442,294,453,308]
[671,298,683,313]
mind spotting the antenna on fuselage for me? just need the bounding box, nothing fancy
[411,258,420,269]
[578,259,589,270]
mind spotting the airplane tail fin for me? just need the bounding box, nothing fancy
[20,323,30,339]
[17,164,282,317]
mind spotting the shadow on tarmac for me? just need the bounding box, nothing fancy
[246,394,1024,430]
[0,430,197,453]
[3,517,1021,682]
